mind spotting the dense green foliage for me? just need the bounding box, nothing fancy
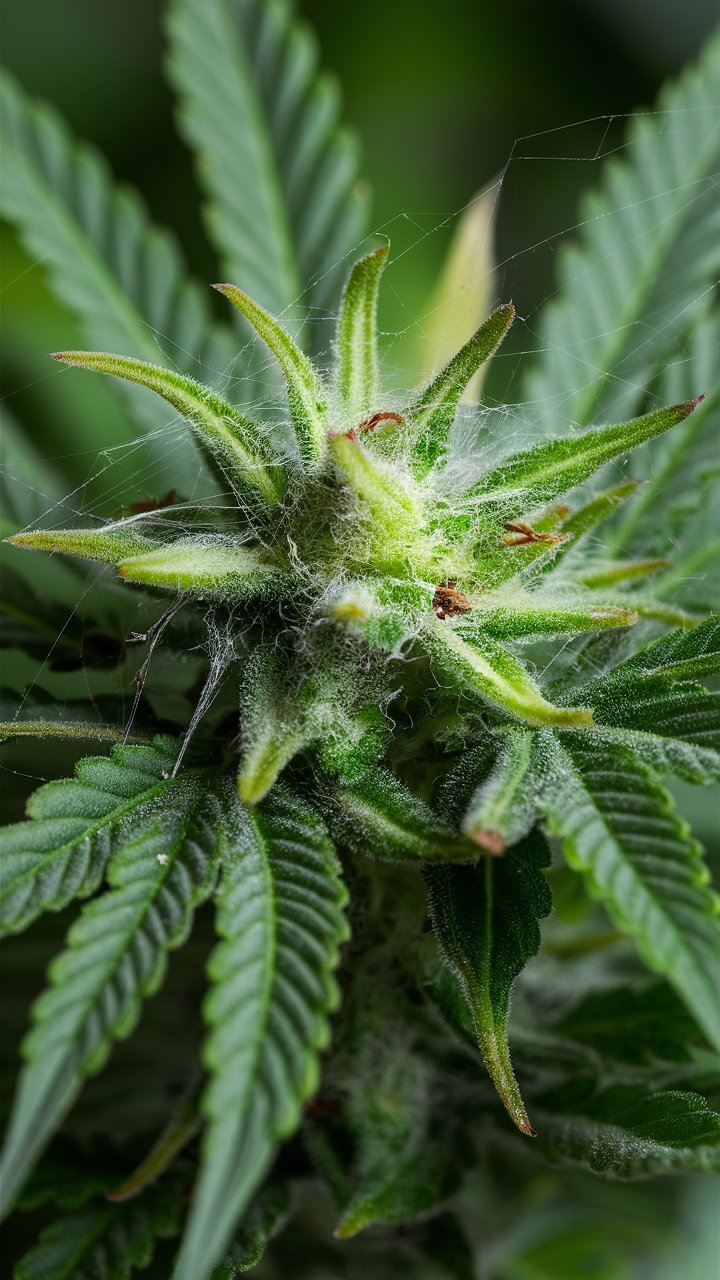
[1,3,719,1277]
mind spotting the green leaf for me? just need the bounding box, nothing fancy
[459,727,537,852]
[610,322,720,591]
[467,399,702,517]
[237,647,366,805]
[534,1087,720,1177]
[335,244,389,422]
[541,733,720,1052]
[214,283,329,467]
[426,830,552,1134]
[14,1182,181,1280]
[579,616,720,689]
[465,600,638,643]
[423,616,592,726]
[0,405,66,533]
[579,558,668,589]
[209,1182,291,1278]
[51,351,287,509]
[407,303,515,475]
[0,564,98,661]
[555,480,642,542]
[328,433,425,573]
[335,1040,457,1238]
[0,783,222,1213]
[0,737,178,936]
[8,521,157,566]
[553,980,713,1067]
[175,788,348,1280]
[118,536,288,598]
[414,185,499,393]
[0,691,137,745]
[521,32,720,428]
[576,627,720,784]
[0,72,236,436]
[167,0,368,329]
[323,767,475,863]
[587,689,720,787]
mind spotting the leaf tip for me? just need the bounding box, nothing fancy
[469,828,506,855]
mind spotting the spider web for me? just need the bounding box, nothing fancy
[1,97,718,796]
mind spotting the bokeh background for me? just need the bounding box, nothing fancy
[3,0,719,471]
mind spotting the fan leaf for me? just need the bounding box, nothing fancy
[521,32,720,428]
[166,0,368,331]
[542,733,720,1052]
[174,788,348,1279]
[426,830,552,1133]
[0,737,178,936]
[0,72,237,436]
[0,783,222,1214]
[14,1183,182,1280]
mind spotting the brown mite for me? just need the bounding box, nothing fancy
[432,580,473,620]
[357,410,405,433]
[328,411,405,442]
[502,520,566,547]
[127,489,178,515]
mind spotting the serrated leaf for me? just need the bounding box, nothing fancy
[0,564,106,663]
[610,317,720,600]
[426,830,552,1133]
[14,1182,181,1280]
[0,405,65,533]
[577,627,720,784]
[0,783,222,1213]
[174,788,348,1280]
[0,72,237,445]
[589,616,720,686]
[209,1182,291,1278]
[0,737,177,936]
[521,32,720,428]
[214,283,329,467]
[541,734,720,1052]
[166,0,368,335]
[335,244,388,422]
[534,1086,720,1177]
[51,351,287,509]
[467,399,701,517]
[407,303,514,476]
[553,981,712,1067]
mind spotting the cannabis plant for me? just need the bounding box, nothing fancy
[1,3,719,1278]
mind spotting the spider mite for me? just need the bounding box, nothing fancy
[433,580,473,620]
[328,411,405,441]
[128,489,178,515]
[502,520,565,547]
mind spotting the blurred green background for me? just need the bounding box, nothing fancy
[2,0,719,482]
